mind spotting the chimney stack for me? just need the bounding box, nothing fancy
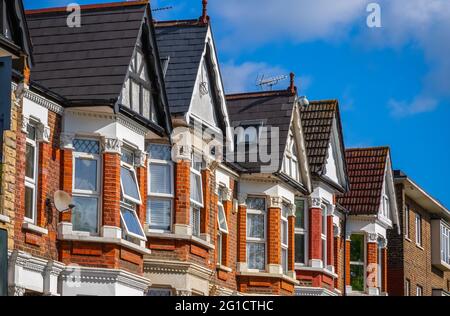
[199,0,210,25]
[288,72,297,95]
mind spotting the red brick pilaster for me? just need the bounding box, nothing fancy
[367,242,378,289]
[268,207,281,265]
[60,148,73,223]
[327,216,334,267]
[288,215,295,271]
[345,239,351,286]
[334,236,342,289]
[174,161,190,225]
[381,247,387,293]
[102,153,121,227]
[200,168,210,234]
[237,204,247,263]
[136,164,147,227]
[222,198,232,267]
[309,207,322,261]
[37,142,50,227]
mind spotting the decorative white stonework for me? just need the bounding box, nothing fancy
[367,233,378,243]
[134,151,147,168]
[23,88,64,115]
[60,133,75,150]
[103,137,122,154]
[308,197,322,209]
[37,124,51,143]
[173,144,191,162]
[333,224,341,237]
[379,238,388,248]
[8,286,26,296]
[238,193,248,206]
[269,196,283,209]
[222,187,233,202]
[288,203,296,217]
[21,115,30,134]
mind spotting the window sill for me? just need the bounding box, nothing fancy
[217,264,232,273]
[146,232,215,250]
[22,222,48,235]
[237,270,299,285]
[416,243,424,251]
[405,237,412,243]
[0,214,10,224]
[295,266,338,279]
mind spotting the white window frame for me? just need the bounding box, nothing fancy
[190,153,203,237]
[284,132,299,182]
[382,193,390,219]
[281,202,289,274]
[246,197,267,272]
[147,145,174,233]
[217,186,229,265]
[405,279,410,296]
[405,204,410,239]
[24,124,38,224]
[72,139,101,235]
[294,198,308,266]
[415,213,422,246]
[120,160,142,206]
[416,285,423,296]
[441,222,450,265]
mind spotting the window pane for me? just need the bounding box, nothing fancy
[218,204,228,233]
[295,199,305,229]
[147,199,171,231]
[150,164,171,195]
[72,196,98,234]
[350,264,365,291]
[247,243,265,270]
[217,232,223,265]
[73,139,99,155]
[142,87,150,119]
[282,248,288,273]
[191,207,201,237]
[190,173,203,205]
[27,125,36,140]
[147,289,172,297]
[121,166,140,202]
[282,204,290,218]
[247,214,264,239]
[121,148,135,165]
[322,239,327,263]
[246,197,265,211]
[121,207,144,238]
[350,234,364,262]
[25,143,35,179]
[74,158,97,191]
[281,220,288,245]
[25,186,34,219]
[295,234,305,264]
[148,144,171,161]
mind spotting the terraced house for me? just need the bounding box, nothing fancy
[0,0,448,297]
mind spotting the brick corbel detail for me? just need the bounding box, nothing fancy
[237,205,247,263]
[102,153,121,227]
[174,161,191,225]
[268,207,281,265]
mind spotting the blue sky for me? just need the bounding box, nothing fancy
[25,0,450,207]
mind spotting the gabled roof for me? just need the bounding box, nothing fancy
[300,100,349,191]
[0,0,33,66]
[25,1,172,135]
[338,147,390,215]
[26,1,148,102]
[154,20,209,115]
[226,90,296,173]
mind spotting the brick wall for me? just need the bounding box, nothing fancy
[174,161,190,225]
[268,207,281,265]
[309,207,322,260]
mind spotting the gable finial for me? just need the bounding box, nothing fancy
[199,0,210,25]
[288,72,297,95]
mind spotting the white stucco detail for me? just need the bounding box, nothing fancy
[239,180,296,205]
[23,96,49,127]
[324,142,338,184]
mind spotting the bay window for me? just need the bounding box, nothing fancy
[72,139,100,234]
[217,186,229,265]
[415,213,422,246]
[24,124,38,223]
[294,198,307,265]
[281,203,289,274]
[147,144,173,232]
[120,147,146,241]
[350,234,365,292]
[246,197,266,271]
[190,154,203,237]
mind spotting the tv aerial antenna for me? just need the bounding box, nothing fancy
[152,6,173,12]
[256,74,288,91]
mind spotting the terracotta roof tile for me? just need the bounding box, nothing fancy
[337,147,389,215]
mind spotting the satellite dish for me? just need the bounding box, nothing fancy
[54,190,75,213]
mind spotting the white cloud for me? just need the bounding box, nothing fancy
[211,0,450,115]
